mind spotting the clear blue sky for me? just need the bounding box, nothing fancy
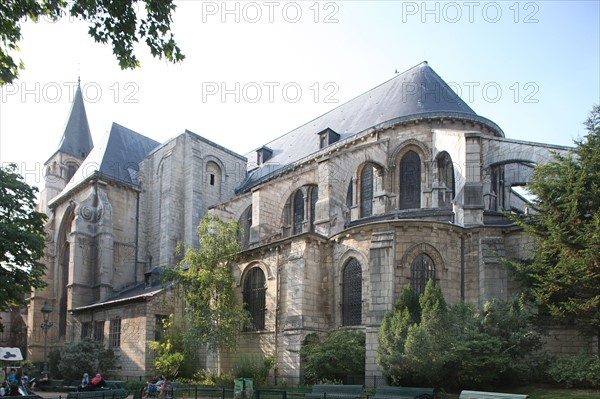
[0,1,598,189]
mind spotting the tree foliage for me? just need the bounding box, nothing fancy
[0,0,184,84]
[510,105,600,347]
[148,314,184,378]
[300,329,365,384]
[377,282,543,390]
[0,164,47,316]
[56,338,116,382]
[162,214,249,357]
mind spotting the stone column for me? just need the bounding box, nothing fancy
[365,231,395,386]
[460,132,484,226]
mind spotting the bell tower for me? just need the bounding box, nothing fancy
[38,78,93,213]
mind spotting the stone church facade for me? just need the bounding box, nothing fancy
[26,62,591,381]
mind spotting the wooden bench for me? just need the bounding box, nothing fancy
[374,386,434,399]
[306,384,364,399]
[459,391,528,399]
[66,388,129,399]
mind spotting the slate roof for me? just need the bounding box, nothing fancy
[50,122,160,205]
[71,267,167,311]
[70,282,163,312]
[236,61,503,193]
[53,82,94,161]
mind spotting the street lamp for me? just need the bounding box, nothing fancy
[40,300,53,378]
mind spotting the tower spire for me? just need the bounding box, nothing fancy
[56,79,93,160]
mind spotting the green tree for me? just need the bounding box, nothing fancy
[162,213,249,371]
[148,314,185,377]
[300,329,365,384]
[377,281,451,387]
[377,283,542,390]
[0,164,47,322]
[0,0,184,85]
[57,338,116,382]
[510,105,600,353]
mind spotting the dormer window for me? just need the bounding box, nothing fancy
[256,146,273,165]
[317,128,340,149]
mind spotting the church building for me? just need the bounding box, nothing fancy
[27,62,590,381]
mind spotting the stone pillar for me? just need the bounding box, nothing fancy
[250,189,278,244]
[365,231,395,386]
[314,160,333,236]
[461,133,484,226]
[95,181,114,300]
[478,237,508,304]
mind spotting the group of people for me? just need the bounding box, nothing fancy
[1,368,31,396]
[77,372,106,391]
[142,375,172,399]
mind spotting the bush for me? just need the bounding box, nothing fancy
[548,353,600,388]
[377,283,543,391]
[48,348,62,378]
[300,329,365,384]
[193,369,234,386]
[57,338,116,382]
[233,353,274,385]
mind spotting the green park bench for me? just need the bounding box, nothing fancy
[306,384,364,399]
[459,391,528,399]
[373,386,434,399]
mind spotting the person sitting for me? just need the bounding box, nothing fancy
[89,373,106,390]
[30,374,49,391]
[159,376,172,399]
[7,369,17,385]
[144,376,162,398]
[78,373,90,391]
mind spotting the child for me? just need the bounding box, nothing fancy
[78,373,90,391]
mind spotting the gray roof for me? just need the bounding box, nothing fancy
[236,61,503,193]
[50,122,160,204]
[55,83,94,160]
[95,122,161,185]
[71,283,163,312]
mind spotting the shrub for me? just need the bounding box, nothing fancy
[148,315,185,377]
[547,353,600,388]
[377,283,543,391]
[57,338,116,382]
[48,348,62,378]
[300,329,365,384]
[194,369,234,386]
[232,353,275,385]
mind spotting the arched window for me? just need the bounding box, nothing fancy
[346,178,353,210]
[309,186,318,232]
[437,152,455,207]
[293,190,304,235]
[400,150,421,210]
[238,205,252,250]
[490,165,505,211]
[342,258,362,326]
[411,254,435,294]
[65,163,78,182]
[243,267,266,331]
[206,161,222,207]
[285,185,318,236]
[57,208,75,339]
[360,164,374,217]
[59,242,70,338]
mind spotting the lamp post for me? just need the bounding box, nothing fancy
[40,300,53,378]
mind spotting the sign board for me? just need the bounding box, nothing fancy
[0,348,23,361]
